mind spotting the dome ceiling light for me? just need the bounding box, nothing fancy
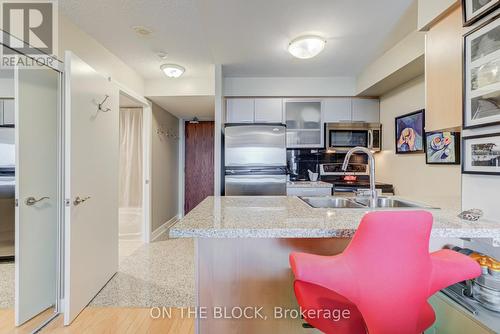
[160,64,185,78]
[288,35,326,59]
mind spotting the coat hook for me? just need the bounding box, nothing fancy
[98,95,111,112]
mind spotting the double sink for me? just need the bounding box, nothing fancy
[300,196,436,209]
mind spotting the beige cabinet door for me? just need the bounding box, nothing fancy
[425,294,495,334]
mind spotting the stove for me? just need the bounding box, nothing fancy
[320,163,368,176]
[319,163,394,194]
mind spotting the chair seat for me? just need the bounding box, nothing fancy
[295,280,436,334]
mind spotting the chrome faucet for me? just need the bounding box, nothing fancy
[342,147,378,208]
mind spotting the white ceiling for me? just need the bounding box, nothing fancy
[148,96,215,120]
[59,0,416,79]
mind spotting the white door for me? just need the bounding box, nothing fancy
[63,52,119,325]
[15,67,59,325]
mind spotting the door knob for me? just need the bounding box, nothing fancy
[25,196,50,206]
[74,196,91,206]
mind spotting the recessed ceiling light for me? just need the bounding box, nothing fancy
[288,35,326,59]
[160,64,185,78]
[132,25,153,36]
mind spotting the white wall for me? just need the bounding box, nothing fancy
[224,76,356,97]
[375,75,462,209]
[462,125,500,222]
[150,102,179,231]
[58,14,145,96]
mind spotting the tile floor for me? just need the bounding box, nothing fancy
[0,234,195,310]
[91,236,195,308]
[0,262,14,309]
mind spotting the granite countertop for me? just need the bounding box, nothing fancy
[170,196,500,239]
[287,181,333,188]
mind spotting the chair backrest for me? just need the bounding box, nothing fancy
[340,210,434,333]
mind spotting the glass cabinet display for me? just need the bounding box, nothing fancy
[285,100,323,148]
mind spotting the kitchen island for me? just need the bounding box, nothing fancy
[170,196,500,334]
[170,196,500,239]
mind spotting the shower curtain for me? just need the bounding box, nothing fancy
[119,108,143,237]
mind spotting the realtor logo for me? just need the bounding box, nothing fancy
[0,0,57,57]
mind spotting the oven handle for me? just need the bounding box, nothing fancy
[368,130,373,149]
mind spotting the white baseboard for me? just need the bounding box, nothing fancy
[151,216,179,242]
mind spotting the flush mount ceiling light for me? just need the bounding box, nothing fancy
[160,64,185,78]
[132,25,153,36]
[288,35,326,59]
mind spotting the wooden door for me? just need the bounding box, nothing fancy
[185,121,214,214]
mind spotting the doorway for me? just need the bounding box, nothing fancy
[118,92,151,260]
[184,121,214,214]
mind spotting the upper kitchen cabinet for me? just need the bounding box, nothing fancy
[322,98,352,123]
[226,98,284,124]
[226,98,255,123]
[425,6,462,131]
[352,98,380,123]
[254,98,283,123]
[285,99,323,148]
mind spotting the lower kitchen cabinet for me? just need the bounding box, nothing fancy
[425,294,495,334]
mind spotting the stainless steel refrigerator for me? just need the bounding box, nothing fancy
[224,124,287,196]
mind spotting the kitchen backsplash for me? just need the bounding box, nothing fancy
[287,149,367,180]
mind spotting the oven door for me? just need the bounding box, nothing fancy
[328,129,369,152]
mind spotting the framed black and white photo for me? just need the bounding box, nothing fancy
[464,15,500,129]
[462,133,500,175]
[463,0,500,26]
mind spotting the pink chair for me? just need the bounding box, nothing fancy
[290,211,481,334]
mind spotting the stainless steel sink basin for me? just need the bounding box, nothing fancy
[299,197,365,209]
[355,197,421,208]
[299,196,437,209]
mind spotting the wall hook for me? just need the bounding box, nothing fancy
[98,95,111,112]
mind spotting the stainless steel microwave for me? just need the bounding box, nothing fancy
[326,123,382,152]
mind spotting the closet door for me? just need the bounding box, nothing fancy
[15,67,59,325]
[63,52,119,325]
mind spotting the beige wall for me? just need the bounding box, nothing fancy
[375,75,461,209]
[151,102,179,231]
[417,0,459,30]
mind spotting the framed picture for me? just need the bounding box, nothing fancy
[425,132,461,165]
[395,110,425,154]
[463,15,500,129]
[463,0,500,26]
[462,132,500,175]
